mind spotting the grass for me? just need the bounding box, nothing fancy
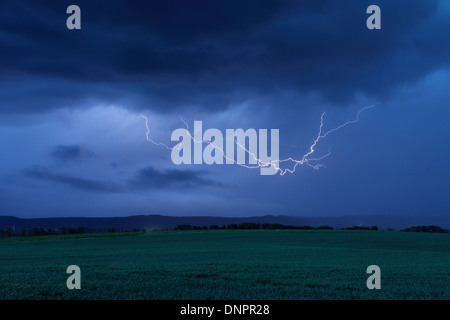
[0,229,449,299]
[0,231,144,242]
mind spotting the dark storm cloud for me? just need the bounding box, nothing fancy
[24,167,123,193]
[1,0,449,114]
[23,165,220,193]
[130,166,221,189]
[51,145,93,162]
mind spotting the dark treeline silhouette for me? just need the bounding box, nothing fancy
[173,223,387,231]
[107,227,144,233]
[343,226,378,231]
[0,227,13,238]
[2,223,449,239]
[173,225,209,230]
[59,226,85,235]
[0,226,145,239]
[402,225,449,233]
[0,226,86,238]
[174,223,335,231]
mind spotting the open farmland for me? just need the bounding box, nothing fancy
[0,230,449,299]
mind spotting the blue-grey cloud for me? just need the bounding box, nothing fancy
[23,165,221,193]
[1,0,449,114]
[2,1,450,220]
[24,166,123,193]
[51,145,94,162]
[130,166,222,189]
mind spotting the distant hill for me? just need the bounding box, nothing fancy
[1,214,449,232]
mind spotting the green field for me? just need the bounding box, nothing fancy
[0,230,449,299]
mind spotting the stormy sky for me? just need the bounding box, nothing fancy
[1,0,449,218]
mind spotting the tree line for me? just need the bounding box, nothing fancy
[1,224,448,239]
[0,226,86,238]
[401,225,449,233]
[0,226,146,238]
[174,223,349,231]
[174,224,448,232]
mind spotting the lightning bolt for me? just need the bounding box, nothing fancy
[140,104,375,175]
[141,114,262,169]
[141,114,174,150]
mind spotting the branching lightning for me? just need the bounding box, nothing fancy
[140,105,375,175]
[141,114,174,150]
